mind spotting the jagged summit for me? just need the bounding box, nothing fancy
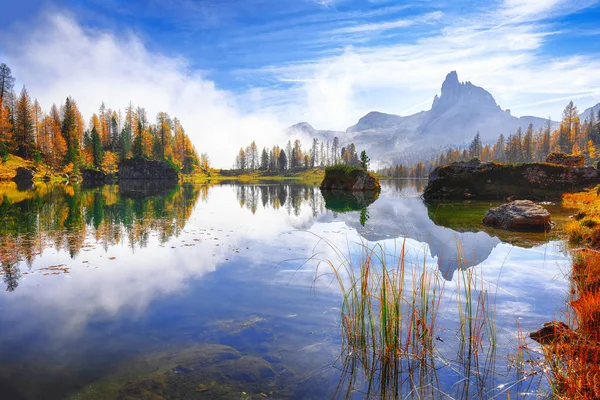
[431,71,497,112]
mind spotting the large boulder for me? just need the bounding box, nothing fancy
[546,152,585,167]
[483,200,552,231]
[12,167,34,183]
[424,159,600,200]
[320,166,381,192]
[81,168,116,184]
[118,159,178,181]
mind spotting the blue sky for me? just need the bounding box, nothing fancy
[1,0,600,165]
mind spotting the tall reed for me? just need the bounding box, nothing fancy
[322,237,501,399]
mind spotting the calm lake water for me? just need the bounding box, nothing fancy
[0,180,571,399]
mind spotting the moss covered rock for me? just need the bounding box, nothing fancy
[424,159,600,200]
[546,152,585,167]
[320,165,380,192]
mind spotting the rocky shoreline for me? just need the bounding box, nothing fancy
[423,159,600,201]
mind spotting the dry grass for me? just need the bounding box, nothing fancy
[533,187,600,399]
[0,155,34,181]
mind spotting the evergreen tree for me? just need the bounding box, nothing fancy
[360,150,370,170]
[279,149,287,171]
[91,126,104,168]
[469,132,482,159]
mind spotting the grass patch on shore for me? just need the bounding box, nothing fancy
[0,155,68,182]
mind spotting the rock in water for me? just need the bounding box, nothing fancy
[546,152,585,167]
[118,159,178,181]
[81,168,116,184]
[424,159,600,200]
[530,321,573,345]
[13,167,34,183]
[483,200,552,231]
[320,166,381,192]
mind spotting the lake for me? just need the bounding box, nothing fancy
[0,180,571,399]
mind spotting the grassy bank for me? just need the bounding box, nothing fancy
[534,186,600,399]
[0,155,68,182]
[187,168,325,185]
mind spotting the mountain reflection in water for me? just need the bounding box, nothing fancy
[0,179,570,399]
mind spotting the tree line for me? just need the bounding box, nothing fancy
[379,100,600,178]
[436,101,600,165]
[0,63,204,174]
[233,137,366,172]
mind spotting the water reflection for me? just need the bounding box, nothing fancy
[0,180,570,399]
[0,182,201,292]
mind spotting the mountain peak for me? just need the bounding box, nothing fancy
[287,122,315,133]
[432,71,497,111]
[441,71,460,95]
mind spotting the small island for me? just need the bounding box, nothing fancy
[320,165,380,192]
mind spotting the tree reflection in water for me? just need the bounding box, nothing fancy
[0,182,201,291]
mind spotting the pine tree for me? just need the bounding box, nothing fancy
[360,150,370,170]
[469,132,482,159]
[279,150,287,171]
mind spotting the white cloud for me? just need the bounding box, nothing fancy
[1,13,285,168]
[254,0,600,129]
[331,11,443,34]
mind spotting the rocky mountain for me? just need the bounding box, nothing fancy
[288,71,597,165]
[581,103,600,123]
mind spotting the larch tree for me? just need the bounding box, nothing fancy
[14,86,35,159]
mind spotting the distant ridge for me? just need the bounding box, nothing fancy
[287,71,596,164]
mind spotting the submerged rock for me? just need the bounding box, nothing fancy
[320,166,380,192]
[13,167,34,183]
[483,200,552,231]
[546,152,585,167]
[530,321,573,345]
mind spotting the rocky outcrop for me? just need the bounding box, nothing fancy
[320,166,381,192]
[483,200,552,231]
[424,159,600,200]
[546,152,585,167]
[13,167,34,184]
[81,169,116,184]
[118,159,178,182]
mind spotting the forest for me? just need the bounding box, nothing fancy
[233,137,366,172]
[0,63,203,176]
[378,101,600,178]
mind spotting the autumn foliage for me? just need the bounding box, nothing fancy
[0,63,202,175]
